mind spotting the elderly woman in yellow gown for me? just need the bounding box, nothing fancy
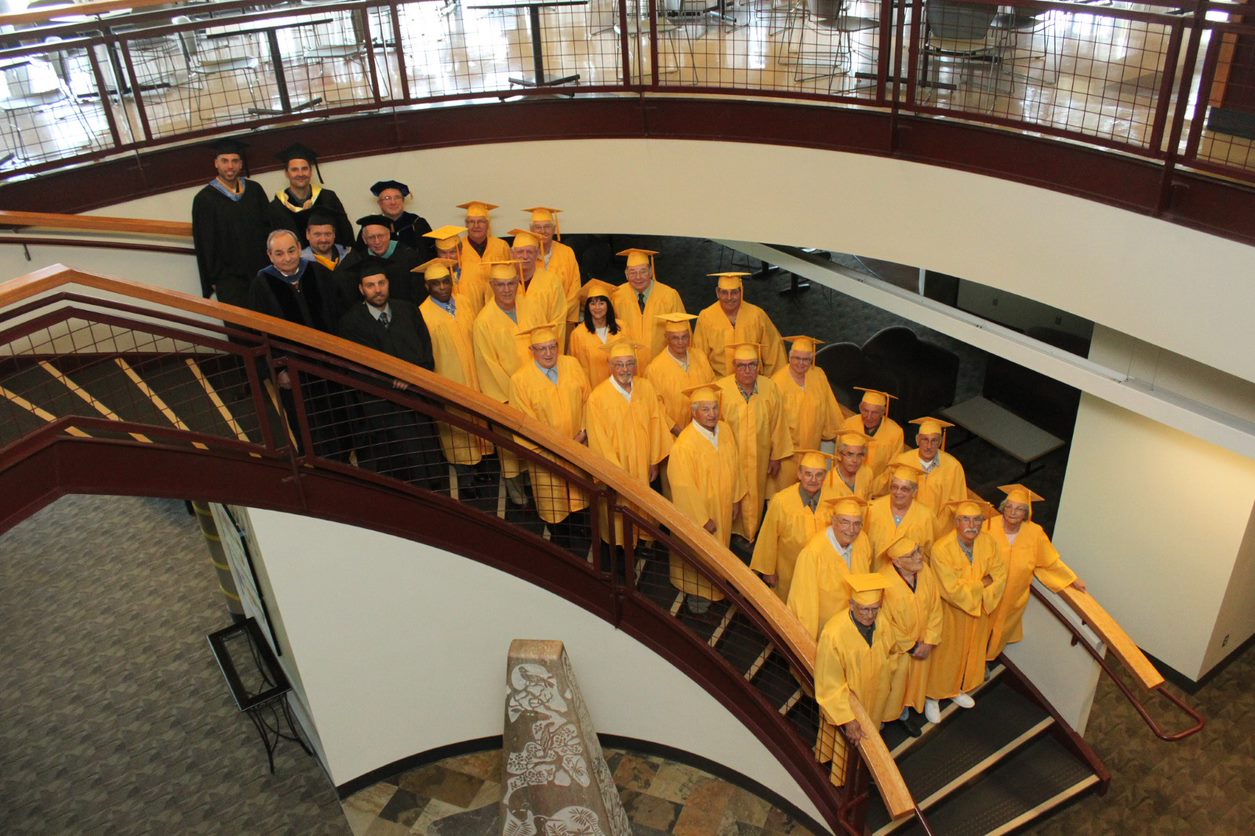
[984,484,1086,661]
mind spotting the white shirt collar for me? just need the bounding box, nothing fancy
[691,421,718,448]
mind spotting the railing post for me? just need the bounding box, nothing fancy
[647,0,660,90]
[84,37,123,152]
[618,0,633,87]
[1156,0,1211,215]
[389,0,411,103]
[118,38,154,144]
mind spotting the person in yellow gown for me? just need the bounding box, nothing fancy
[787,495,871,641]
[612,248,686,368]
[985,484,1085,661]
[456,200,512,303]
[692,271,787,377]
[840,387,905,481]
[767,335,843,496]
[507,325,592,555]
[508,228,567,344]
[567,278,629,388]
[585,342,673,555]
[821,430,876,503]
[415,257,494,504]
[424,224,489,317]
[862,462,937,558]
[886,417,968,533]
[523,206,582,332]
[750,449,830,604]
[644,312,715,437]
[715,342,794,546]
[925,499,1007,723]
[664,384,747,614]
[814,573,893,785]
[876,537,943,736]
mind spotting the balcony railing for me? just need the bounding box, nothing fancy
[1,0,1253,193]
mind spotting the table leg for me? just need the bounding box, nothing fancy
[508,6,579,88]
[249,29,324,116]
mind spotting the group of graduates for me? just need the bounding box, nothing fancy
[190,137,1089,782]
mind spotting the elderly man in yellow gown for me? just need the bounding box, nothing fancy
[523,206,581,332]
[750,449,830,604]
[863,462,936,558]
[925,499,1007,723]
[821,430,876,503]
[985,484,1085,662]
[877,537,942,737]
[457,200,512,294]
[645,313,715,438]
[416,257,495,506]
[508,228,567,343]
[840,387,904,481]
[612,248,686,368]
[716,342,794,549]
[507,325,592,556]
[767,335,843,496]
[665,384,747,615]
[887,417,968,533]
[814,573,893,785]
[692,272,787,377]
[585,342,672,561]
[788,495,872,641]
[424,224,488,317]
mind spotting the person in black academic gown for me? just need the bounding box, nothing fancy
[336,260,446,491]
[371,179,435,262]
[266,143,354,247]
[333,214,423,316]
[191,137,271,308]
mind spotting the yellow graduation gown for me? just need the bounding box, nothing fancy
[692,300,787,378]
[841,414,905,480]
[419,295,492,465]
[787,529,873,641]
[884,450,968,531]
[664,421,747,600]
[926,531,1007,699]
[716,374,794,543]
[767,366,843,495]
[612,280,686,368]
[749,484,825,604]
[862,495,938,559]
[643,349,716,433]
[473,298,553,479]
[507,357,591,524]
[878,563,943,718]
[517,266,568,344]
[585,376,672,545]
[984,516,1077,660]
[814,610,893,783]
[543,240,582,325]
[567,324,630,390]
[820,464,876,504]
[458,236,511,313]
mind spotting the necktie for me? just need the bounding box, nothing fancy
[379,311,390,329]
[637,292,645,313]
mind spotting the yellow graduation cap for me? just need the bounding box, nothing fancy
[682,383,721,404]
[947,498,991,519]
[424,225,467,252]
[518,324,560,347]
[485,260,522,282]
[708,271,750,291]
[880,536,920,564]
[836,430,872,449]
[845,572,888,606]
[823,495,868,518]
[601,341,643,360]
[910,416,955,449]
[579,278,617,303]
[457,200,498,217]
[999,484,1045,505]
[508,228,541,250]
[794,448,833,471]
[855,387,898,416]
[887,461,925,484]
[784,335,824,354]
[618,248,658,272]
[413,257,456,281]
[523,205,562,240]
[656,312,699,334]
[728,342,761,363]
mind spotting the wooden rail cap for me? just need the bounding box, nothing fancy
[0,211,192,239]
[1058,586,1166,690]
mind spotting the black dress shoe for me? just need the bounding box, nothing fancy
[901,711,925,738]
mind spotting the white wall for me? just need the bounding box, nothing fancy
[245,508,824,825]
[1004,591,1104,735]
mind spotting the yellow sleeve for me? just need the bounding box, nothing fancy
[787,546,821,641]
[768,387,795,462]
[750,497,782,576]
[982,539,1010,615]
[815,622,855,726]
[922,567,944,645]
[506,373,541,452]
[932,544,984,617]
[1031,528,1078,592]
[473,317,512,403]
[667,437,711,529]
[585,392,624,470]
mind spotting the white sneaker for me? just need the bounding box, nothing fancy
[952,691,975,709]
[924,699,941,724]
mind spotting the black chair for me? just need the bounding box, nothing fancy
[814,341,901,413]
[862,325,959,422]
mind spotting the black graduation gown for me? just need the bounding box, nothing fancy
[267,187,355,248]
[191,180,271,307]
[245,260,339,333]
[384,210,435,262]
[332,242,425,317]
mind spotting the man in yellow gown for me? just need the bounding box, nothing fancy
[925,499,1007,723]
[788,495,871,641]
[507,325,592,556]
[985,484,1085,661]
[523,206,582,332]
[508,228,567,344]
[886,417,968,533]
[424,224,488,317]
[716,343,794,548]
[750,449,829,604]
[416,257,495,506]
[664,384,747,615]
[863,462,936,558]
[644,313,715,437]
[692,272,787,377]
[456,200,512,303]
[840,387,904,481]
[585,342,673,555]
[612,248,686,368]
[814,573,893,785]
[821,430,876,503]
[767,335,843,496]
[877,537,942,736]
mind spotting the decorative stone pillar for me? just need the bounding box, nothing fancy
[500,639,631,836]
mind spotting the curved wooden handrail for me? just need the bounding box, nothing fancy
[0,211,191,239]
[0,263,916,819]
[1056,587,1164,690]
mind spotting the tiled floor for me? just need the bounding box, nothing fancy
[341,747,816,834]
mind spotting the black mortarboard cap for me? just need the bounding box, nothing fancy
[357,256,390,280]
[276,142,324,183]
[306,211,337,228]
[356,214,394,229]
[370,180,410,197]
[207,137,248,156]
